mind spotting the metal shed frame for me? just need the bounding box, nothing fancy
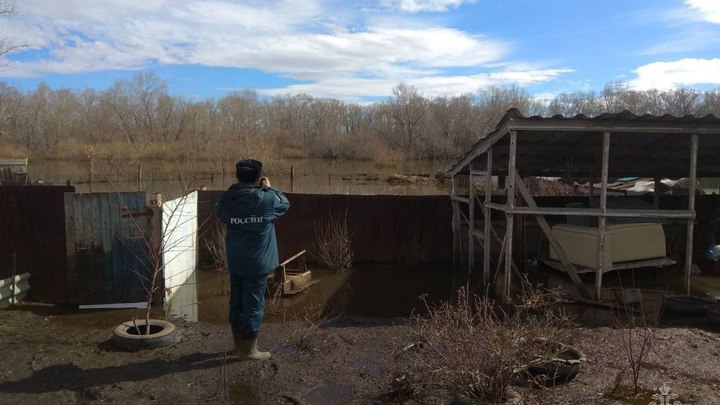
[448,109,720,300]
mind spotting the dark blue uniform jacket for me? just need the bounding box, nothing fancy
[214,183,290,278]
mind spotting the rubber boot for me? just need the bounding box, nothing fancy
[234,334,271,360]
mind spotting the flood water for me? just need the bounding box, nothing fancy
[538,264,720,327]
[167,263,454,325]
[29,158,452,199]
[158,258,720,331]
[28,158,720,330]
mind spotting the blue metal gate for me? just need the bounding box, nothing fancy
[64,192,153,305]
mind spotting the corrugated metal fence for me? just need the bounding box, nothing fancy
[197,191,454,266]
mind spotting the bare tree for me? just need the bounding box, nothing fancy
[475,85,534,134]
[699,88,720,116]
[0,81,20,145]
[389,83,427,154]
[0,2,25,61]
[659,88,702,116]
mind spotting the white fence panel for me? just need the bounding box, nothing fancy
[162,191,198,320]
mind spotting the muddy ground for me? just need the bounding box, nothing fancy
[1,301,720,405]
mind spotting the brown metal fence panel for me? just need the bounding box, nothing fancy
[0,186,74,303]
[197,191,453,266]
[64,192,151,305]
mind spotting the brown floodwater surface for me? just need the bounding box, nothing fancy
[29,158,452,199]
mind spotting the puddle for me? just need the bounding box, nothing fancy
[191,263,454,325]
[44,260,720,331]
[173,260,720,329]
[538,265,720,327]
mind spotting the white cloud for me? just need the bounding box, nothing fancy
[258,67,573,101]
[0,2,507,75]
[684,0,720,23]
[629,58,720,90]
[382,0,476,13]
[0,0,571,98]
[639,29,720,55]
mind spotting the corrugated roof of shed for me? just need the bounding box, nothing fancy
[448,109,720,178]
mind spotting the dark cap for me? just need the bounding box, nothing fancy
[235,159,263,181]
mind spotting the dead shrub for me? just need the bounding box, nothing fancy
[610,312,655,398]
[313,211,353,272]
[286,305,338,353]
[402,287,572,403]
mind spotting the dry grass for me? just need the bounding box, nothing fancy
[313,211,353,272]
[0,142,30,158]
[400,286,573,403]
[279,147,308,159]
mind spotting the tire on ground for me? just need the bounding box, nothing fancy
[112,319,178,351]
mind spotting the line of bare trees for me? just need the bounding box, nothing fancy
[1,71,720,166]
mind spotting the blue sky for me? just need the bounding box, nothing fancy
[0,0,719,102]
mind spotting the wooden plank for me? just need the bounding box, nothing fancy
[468,160,476,288]
[487,223,530,291]
[279,250,307,267]
[483,147,493,286]
[504,131,517,300]
[503,206,692,218]
[470,229,485,241]
[288,271,313,293]
[486,201,508,212]
[451,196,470,204]
[451,175,463,290]
[513,172,593,299]
[542,257,676,274]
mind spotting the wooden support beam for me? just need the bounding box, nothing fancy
[504,131,517,300]
[451,196,470,204]
[468,161,476,290]
[486,204,693,219]
[278,250,307,268]
[513,172,593,299]
[488,223,530,291]
[451,175,463,291]
[595,132,610,300]
[483,147,493,286]
[685,134,698,295]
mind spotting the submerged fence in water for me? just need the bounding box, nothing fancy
[196,191,455,266]
[0,187,456,304]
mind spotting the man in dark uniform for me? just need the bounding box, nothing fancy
[214,159,290,360]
